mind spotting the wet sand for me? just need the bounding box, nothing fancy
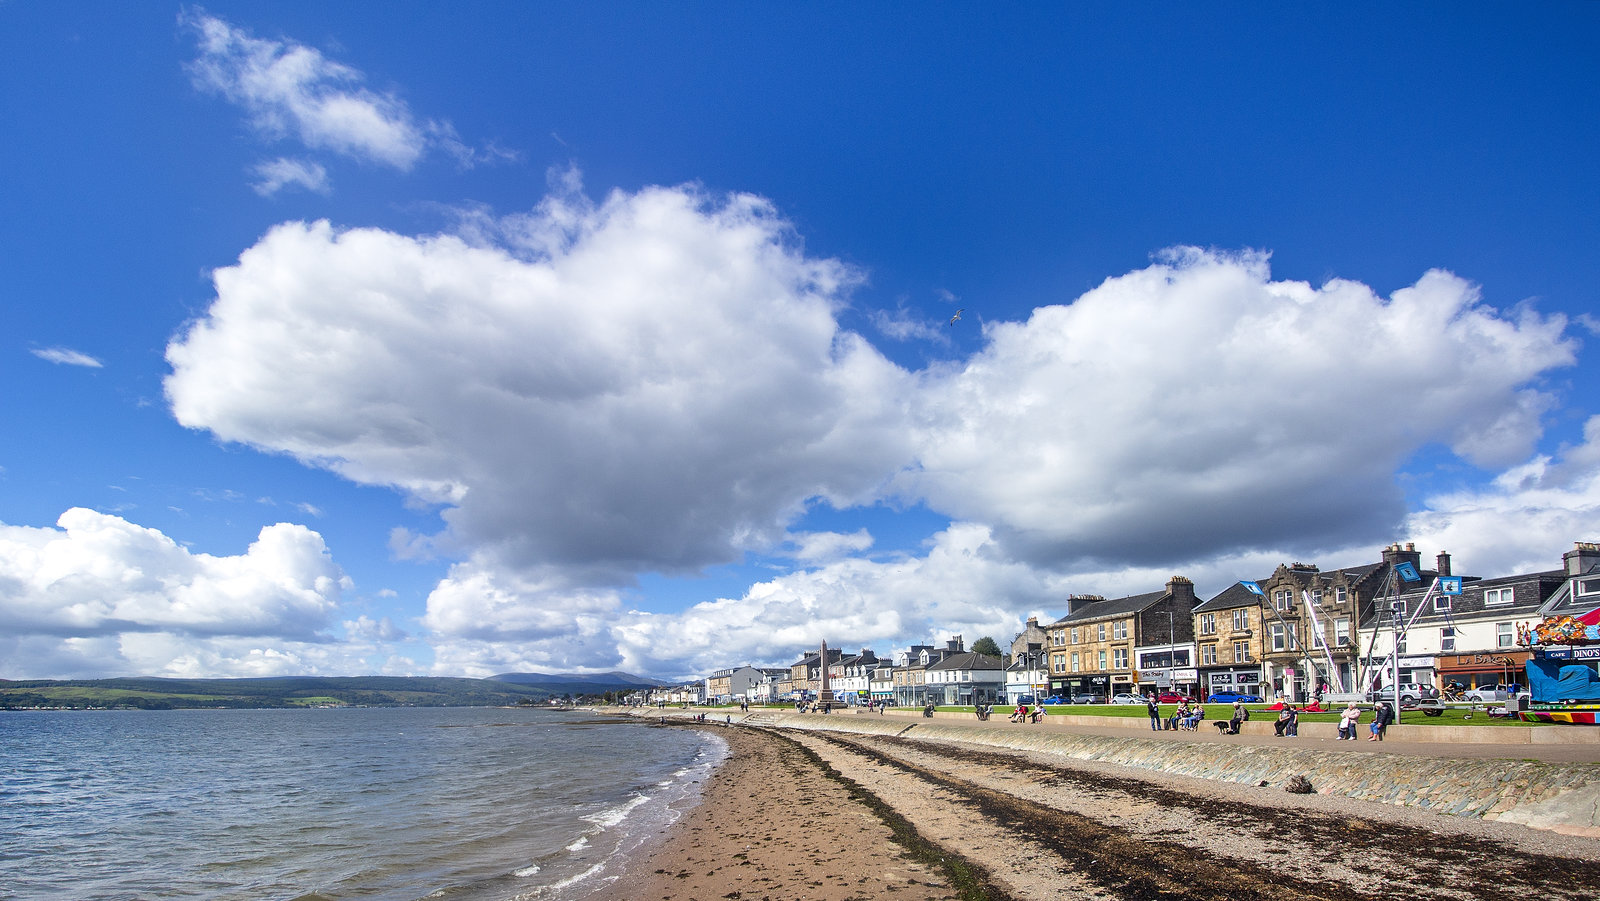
[585,720,1600,901]
[582,725,968,901]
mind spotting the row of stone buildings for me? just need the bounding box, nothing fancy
[660,541,1599,707]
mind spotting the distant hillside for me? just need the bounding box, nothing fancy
[489,671,659,693]
[0,676,558,710]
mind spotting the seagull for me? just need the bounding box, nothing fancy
[948,308,964,326]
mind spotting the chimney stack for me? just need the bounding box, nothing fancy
[1566,542,1600,576]
[1436,551,1452,577]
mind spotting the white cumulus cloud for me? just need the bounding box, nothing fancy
[159,179,1587,677]
[0,509,369,678]
[166,183,914,584]
[896,249,1578,567]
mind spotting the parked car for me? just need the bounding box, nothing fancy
[1070,693,1101,704]
[1040,695,1071,705]
[1205,691,1263,704]
[1110,693,1144,705]
[1155,692,1188,703]
[1364,683,1440,704]
[1463,684,1514,703]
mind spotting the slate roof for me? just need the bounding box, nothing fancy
[1193,580,1265,613]
[1052,589,1169,623]
[926,652,1003,672]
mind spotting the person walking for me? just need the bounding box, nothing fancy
[1146,694,1161,731]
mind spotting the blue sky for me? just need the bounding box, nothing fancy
[3,3,1597,681]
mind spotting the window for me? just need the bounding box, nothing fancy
[1112,621,1127,640]
[1113,648,1128,669]
[1070,652,1080,673]
[1233,640,1250,663]
[1396,634,1407,654]
[1311,589,1323,607]
[1483,587,1514,607]
[1581,578,1600,597]
[1199,613,1216,635]
[1441,628,1456,653]
[1434,594,1451,612]
[1232,608,1250,630]
[1312,626,1326,648]
[1098,650,1107,670]
[1273,589,1292,611]
[1201,644,1217,665]
[1097,623,1107,641]
[1070,627,1080,644]
[1052,653,1066,673]
[1270,623,1287,652]
[1496,622,1514,649]
[1335,586,1348,605]
[1335,618,1350,645]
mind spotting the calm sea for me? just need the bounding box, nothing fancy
[0,707,725,901]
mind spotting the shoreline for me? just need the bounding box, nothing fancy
[576,724,972,901]
[575,712,1600,901]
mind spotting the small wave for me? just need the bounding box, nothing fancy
[564,836,589,852]
[581,792,650,829]
[512,864,540,878]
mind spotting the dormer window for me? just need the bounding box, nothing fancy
[1483,587,1513,607]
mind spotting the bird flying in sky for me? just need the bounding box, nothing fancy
[949,308,964,325]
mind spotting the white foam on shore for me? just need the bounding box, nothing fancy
[519,729,730,900]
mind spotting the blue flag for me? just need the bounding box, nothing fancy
[1239,581,1263,596]
[1396,562,1420,582]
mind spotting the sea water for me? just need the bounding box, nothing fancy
[0,707,724,901]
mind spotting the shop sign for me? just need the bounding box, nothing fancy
[1540,647,1600,660]
[1172,668,1198,682]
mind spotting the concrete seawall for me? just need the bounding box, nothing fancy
[628,708,1600,837]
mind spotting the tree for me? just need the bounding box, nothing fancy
[971,636,1003,658]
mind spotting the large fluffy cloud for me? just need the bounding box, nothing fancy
[166,185,914,584]
[899,249,1577,566]
[161,182,1587,678]
[0,508,347,637]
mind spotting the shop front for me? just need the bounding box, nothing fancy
[1202,668,1263,699]
[1437,651,1529,691]
[1054,673,1112,701]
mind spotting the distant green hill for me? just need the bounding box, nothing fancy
[0,676,577,710]
[489,671,659,694]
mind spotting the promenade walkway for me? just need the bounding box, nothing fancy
[867,706,1600,764]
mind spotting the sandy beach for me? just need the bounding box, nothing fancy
[586,719,1600,901]
[582,725,972,901]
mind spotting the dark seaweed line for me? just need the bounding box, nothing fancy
[880,735,1573,897]
[753,726,1015,901]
